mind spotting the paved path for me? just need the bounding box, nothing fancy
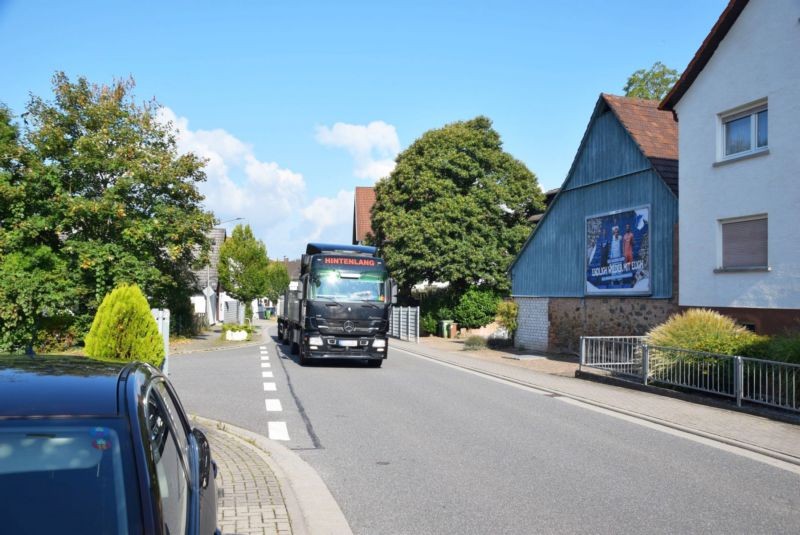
[199,423,291,535]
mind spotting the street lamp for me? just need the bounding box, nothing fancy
[217,217,245,226]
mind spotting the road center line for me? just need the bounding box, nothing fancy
[268,421,290,441]
[265,399,283,412]
[262,371,274,378]
[261,356,269,361]
[259,346,267,350]
[263,382,276,391]
[261,362,271,368]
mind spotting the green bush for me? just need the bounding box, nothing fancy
[84,284,164,368]
[463,335,487,351]
[739,333,800,364]
[34,315,80,353]
[646,309,765,356]
[419,288,457,322]
[420,313,438,335]
[453,288,499,329]
[495,301,518,334]
[220,323,254,341]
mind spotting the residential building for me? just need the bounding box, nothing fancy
[660,0,799,333]
[353,186,376,245]
[191,228,227,325]
[510,94,679,352]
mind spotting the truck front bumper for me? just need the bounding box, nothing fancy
[304,335,387,360]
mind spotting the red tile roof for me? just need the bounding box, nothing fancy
[352,186,376,244]
[602,94,679,196]
[660,0,749,111]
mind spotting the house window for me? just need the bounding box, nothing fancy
[721,103,768,158]
[719,215,768,270]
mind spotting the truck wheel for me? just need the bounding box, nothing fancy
[367,359,383,368]
[291,341,299,355]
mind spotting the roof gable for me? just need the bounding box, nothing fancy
[660,0,749,111]
[352,186,376,244]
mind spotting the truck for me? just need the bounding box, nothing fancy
[277,243,397,367]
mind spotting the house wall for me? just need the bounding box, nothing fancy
[511,108,678,299]
[674,0,800,313]
[514,297,549,351]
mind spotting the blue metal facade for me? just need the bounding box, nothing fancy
[511,103,678,298]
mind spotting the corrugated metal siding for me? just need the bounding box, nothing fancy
[511,109,678,298]
[568,110,652,189]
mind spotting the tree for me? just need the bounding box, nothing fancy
[218,224,270,317]
[264,262,290,303]
[84,284,164,367]
[624,61,679,100]
[0,73,214,350]
[453,287,500,329]
[371,116,543,296]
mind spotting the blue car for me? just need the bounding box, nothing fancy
[0,356,218,534]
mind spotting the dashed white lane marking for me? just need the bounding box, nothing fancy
[268,421,290,441]
[259,346,267,350]
[265,399,283,412]
[260,351,269,355]
[262,371,274,378]
[261,356,269,361]
[261,362,271,368]
[263,382,276,392]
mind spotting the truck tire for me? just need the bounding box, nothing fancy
[366,359,383,368]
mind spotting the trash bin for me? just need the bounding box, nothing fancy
[439,320,453,338]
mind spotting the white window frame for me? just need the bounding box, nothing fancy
[715,213,769,272]
[717,99,768,162]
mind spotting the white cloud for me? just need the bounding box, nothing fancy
[300,190,355,242]
[156,107,306,257]
[315,121,400,181]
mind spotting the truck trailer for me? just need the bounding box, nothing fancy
[277,243,397,367]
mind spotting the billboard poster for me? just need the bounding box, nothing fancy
[585,206,651,295]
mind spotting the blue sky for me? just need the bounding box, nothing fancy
[0,0,727,259]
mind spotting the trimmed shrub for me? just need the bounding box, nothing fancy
[495,301,518,335]
[420,313,438,336]
[646,309,765,355]
[739,333,800,364]
[84,284,164,368]
[453,288,499,329]
[220,323,254,341]
[463,335,487,351]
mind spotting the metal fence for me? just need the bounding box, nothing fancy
[389,306,419,343]
[581,336,800,413]
[580,336,644,379]
[151,308,170,375]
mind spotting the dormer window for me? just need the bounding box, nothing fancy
[720,102,768,160]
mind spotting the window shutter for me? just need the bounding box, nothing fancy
[722,218,768,268]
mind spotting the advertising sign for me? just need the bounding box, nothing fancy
[585,206,651,295]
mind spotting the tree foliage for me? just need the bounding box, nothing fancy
[495,300,519,334]
[453,287,500,329]
[0,73,214,350]
[371,116,543,295]
[264,262,290,303]
[218,224,270,313]
[84,284,164,367]
[624,61,679,100]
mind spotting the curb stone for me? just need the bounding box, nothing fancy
[191,415,353,535]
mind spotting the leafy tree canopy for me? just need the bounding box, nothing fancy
[0,73,214,350]
[371,116,543,295]
[264,261,290,303]
[624,61,680,100]
[218,224,270,310]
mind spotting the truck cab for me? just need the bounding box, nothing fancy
[278,243,397,367]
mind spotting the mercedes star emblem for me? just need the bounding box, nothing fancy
[343,320,355,333]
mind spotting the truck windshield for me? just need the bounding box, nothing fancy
[310,269,387,302]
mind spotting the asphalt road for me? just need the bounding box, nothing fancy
[170,327,800,534]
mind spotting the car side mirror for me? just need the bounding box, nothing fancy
[192,428,213,489]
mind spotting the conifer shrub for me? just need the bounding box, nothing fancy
[495,301,519,335]
[84,284,164,367]
[646,309,764,355]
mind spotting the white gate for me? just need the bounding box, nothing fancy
[389,306,419,343]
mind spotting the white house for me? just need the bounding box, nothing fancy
[661,0,800,333]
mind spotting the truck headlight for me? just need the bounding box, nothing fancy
[309,336,324,346]
[373,339,386,348]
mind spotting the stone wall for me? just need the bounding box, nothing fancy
[548,297,679,354]
[514,297,550,351]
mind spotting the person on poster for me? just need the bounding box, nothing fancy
[610,225,622,260]
[600,228,610,267]
[623,223,635,263]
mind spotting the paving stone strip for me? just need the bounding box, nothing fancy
[202,424,293,535]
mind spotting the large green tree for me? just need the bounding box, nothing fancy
[624,61,679,100]
[371,116,543,295]
[218,224,270,317]
[264,262,290,304]
[0,74,214,351]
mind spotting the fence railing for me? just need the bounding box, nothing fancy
[581,336,800,413]
[580,336,645,380]
[389,306,419,343]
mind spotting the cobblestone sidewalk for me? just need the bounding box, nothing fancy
[202,424,292,535]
